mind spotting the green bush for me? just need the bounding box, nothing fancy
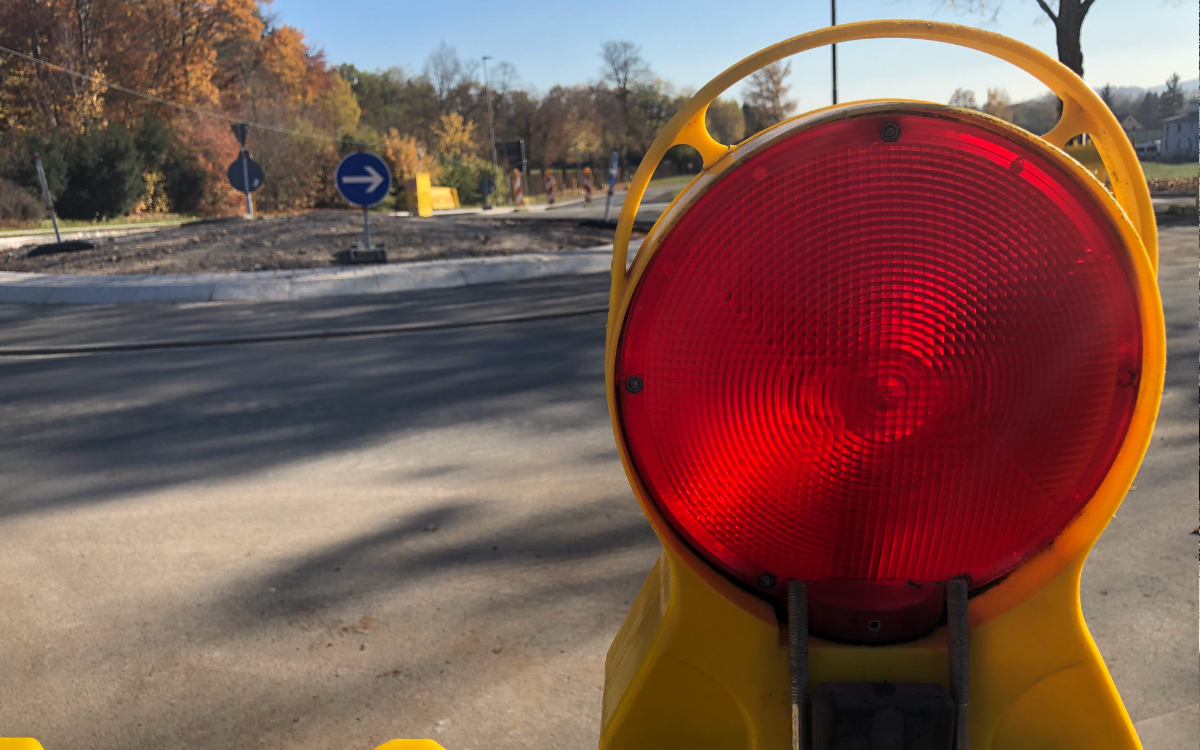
[0,132,70,200]
[162,152,207,213]
[435,158,510,206]
[135,117,172,171]
[56,123,146,220]
[437,157,479,205]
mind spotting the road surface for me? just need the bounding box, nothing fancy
[0,219,1194,749]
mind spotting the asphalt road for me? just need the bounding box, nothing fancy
[0,219,1195,750]
[534,185,681,223]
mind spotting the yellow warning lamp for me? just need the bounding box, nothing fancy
[602,20,1163,750]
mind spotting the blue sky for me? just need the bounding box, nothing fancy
[272,0,1197,106]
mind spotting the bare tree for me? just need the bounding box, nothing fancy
[424,41,464,104]
[982,88,1013,121]
[491,62,518,96]
[948,88,979,109]
[945,1,1097,77]
[742,61,797,132]
[600,41,651,98]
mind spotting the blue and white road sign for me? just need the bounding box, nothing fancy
[336,151,392,207]
[607,149,619,193]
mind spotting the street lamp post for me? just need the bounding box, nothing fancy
[482,56,500,208]
[831,0,838,105]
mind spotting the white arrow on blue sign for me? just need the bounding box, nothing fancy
[336,151,392,208]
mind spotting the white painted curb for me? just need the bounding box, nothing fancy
[0,240,642,305]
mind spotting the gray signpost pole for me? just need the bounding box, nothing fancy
[604,149,619,223]
[358,145,370,250]
[520,138,528,195]
[231,123,254,218]
[32,153,61,243]
[482,56,500,208]
[241,154,254,218]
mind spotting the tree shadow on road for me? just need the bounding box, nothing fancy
[0,303,611,518]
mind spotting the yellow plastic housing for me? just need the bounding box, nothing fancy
[602,21,1164,750]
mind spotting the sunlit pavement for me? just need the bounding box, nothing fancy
[0,220,1194,749]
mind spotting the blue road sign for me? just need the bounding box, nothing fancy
[336,151,392,208]
[227,155,264,193]
[607,149,619,193]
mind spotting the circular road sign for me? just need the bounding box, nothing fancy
[336,151,392,208]
[227,155,264,193]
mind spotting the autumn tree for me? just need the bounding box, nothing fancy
[0,0,109,131]
[382,128,441,185]
[540,85,602,166]
[432,112,478,161]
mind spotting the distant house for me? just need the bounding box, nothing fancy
[1120,114,1143,132]
[1160,103,1198,159]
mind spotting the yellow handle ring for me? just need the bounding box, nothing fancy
[607,18,1157,331]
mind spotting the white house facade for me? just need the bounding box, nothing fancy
[1160,104,1198,159]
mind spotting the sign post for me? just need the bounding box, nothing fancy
[32,153,61,243]
[226,154,264,197]
[478,175,495,209]
[520,139,528,199]
[335,148,392,262]
[229,123,256,217]
[604,149,619,222]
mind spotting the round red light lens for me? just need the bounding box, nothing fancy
[617,111,1142,596]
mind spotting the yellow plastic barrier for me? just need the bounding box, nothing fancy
[428,186,460,211]
[0,738,444,750]
[405,174,460,216]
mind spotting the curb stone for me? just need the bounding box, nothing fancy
[0,240,642,305]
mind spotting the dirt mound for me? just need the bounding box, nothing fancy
[0,211,628,275]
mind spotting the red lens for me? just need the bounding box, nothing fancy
[617,112,1142,595]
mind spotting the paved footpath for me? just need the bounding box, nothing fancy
[0,221,1194,749]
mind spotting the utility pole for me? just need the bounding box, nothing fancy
[482,56,500,206]
[831,0,838,105]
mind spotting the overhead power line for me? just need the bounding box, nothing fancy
[0,43,379,147]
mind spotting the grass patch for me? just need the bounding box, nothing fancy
[0,213,196,236]
[1140,162,1198,180]
[647,174,697,188]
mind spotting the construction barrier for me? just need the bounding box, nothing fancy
[405,173,460,216]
